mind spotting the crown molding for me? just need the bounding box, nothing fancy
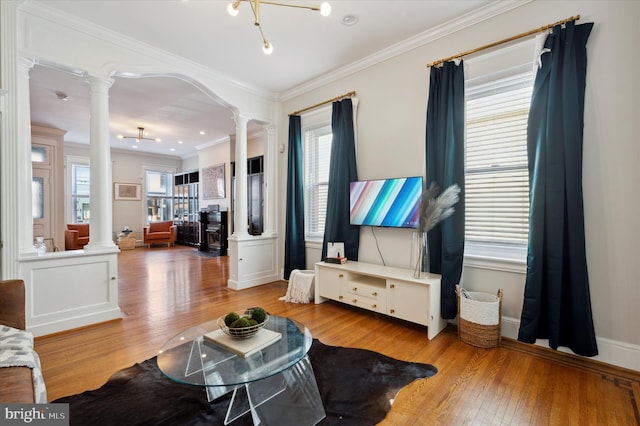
[280,0,533,101]
[196,135,231,152]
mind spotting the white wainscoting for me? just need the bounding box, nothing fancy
[19,250,121,336]
[228,234,279,290]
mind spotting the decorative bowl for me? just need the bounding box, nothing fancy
[218,312,269,339]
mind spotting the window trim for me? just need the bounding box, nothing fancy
[464,241,527,273]
[142,166,175,225]
[461,38,536,272]
[302,106,332,243]
[65,155,90,224]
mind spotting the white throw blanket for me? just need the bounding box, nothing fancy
[0,325,48,403]
[279,269,315,304]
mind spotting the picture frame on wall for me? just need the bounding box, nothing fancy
[203,163,225,199]
[114,182,141,201]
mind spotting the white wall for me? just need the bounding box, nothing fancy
[279,1,640,370]
[65,143,181,241]
[199,141,232,211]
[197,133,265,229]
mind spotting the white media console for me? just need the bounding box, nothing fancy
[314,261,446,340]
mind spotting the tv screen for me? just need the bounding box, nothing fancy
[349,176,423,228]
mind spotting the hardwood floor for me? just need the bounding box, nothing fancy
[34,245,640,425]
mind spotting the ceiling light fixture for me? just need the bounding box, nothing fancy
[342,14,359,26]
[117,127,161,142]
[227,0,331,55]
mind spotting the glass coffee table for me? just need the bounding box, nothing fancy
[157,315,325,425]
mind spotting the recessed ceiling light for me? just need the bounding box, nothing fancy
[200,131,205,135]
[170,148,176,152]
[342,14,359,26]
[132,145,138,149]
[178,140,183,144]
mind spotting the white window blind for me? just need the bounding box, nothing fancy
[304,124,332,240]
[465,71,533,246]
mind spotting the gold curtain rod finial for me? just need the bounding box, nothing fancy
[426,14,581,68]
[289,90,356,116]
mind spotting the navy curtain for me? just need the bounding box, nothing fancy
[283,115,306,280]
[321,99,359,261]
[518,21,597,357]
[425,61,466,320]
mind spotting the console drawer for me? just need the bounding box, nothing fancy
[345,282,384,301]
[343,293,386,313]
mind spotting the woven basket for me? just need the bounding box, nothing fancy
[456,285,503,348]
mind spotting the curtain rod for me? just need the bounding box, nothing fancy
[289,90,356,116]
[426,14,580,68]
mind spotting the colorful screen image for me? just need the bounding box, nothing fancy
[349,176,423,228]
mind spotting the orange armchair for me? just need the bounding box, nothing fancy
[65,223,90,250]
[143,220,177,248]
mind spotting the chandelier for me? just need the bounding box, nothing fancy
[117,127,161,143]
[227,0,331,55]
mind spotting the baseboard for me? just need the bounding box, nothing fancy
[28,308,123,337]
[228,273,280,291]
[500,316,640,373]
[500,337,640,381]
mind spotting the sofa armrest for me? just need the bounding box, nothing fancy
[0,279,26,330]
[0,367,35,403]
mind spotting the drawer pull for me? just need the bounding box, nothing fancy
[339,274,344,278]
[372,304,377,308]
[339,296,343,300]
[352,287,358,291]
[352,299,358,303]
[390,284,395,289]
[372,292,377,296]
[390,309,395,314]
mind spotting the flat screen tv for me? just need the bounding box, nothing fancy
[349,176,423,228]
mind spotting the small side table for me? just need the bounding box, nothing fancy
[118,232,136,250]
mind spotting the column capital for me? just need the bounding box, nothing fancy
[265,123,276,135]
[85,75,114,90]
[17,57,36,75]
[232,110,252,126]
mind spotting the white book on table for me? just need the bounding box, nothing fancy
[203,328,282,358]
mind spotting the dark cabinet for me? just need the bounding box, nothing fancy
[231,156,264,236]
[174,171,200,246]
[199,208,228,255]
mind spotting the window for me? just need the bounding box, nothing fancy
[32,178,44,219]
[70,162,90,223]
[303,121,332,241]
[145,170,173,223]
[463,39,536,263]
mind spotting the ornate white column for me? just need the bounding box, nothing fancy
[263,124,277,236]
[1,0,38,277]
[232,111,251,237]
[16,58,37,256]
[84,75,117,251]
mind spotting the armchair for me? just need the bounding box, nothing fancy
[143,220,177,248]
[65,223,90,250]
